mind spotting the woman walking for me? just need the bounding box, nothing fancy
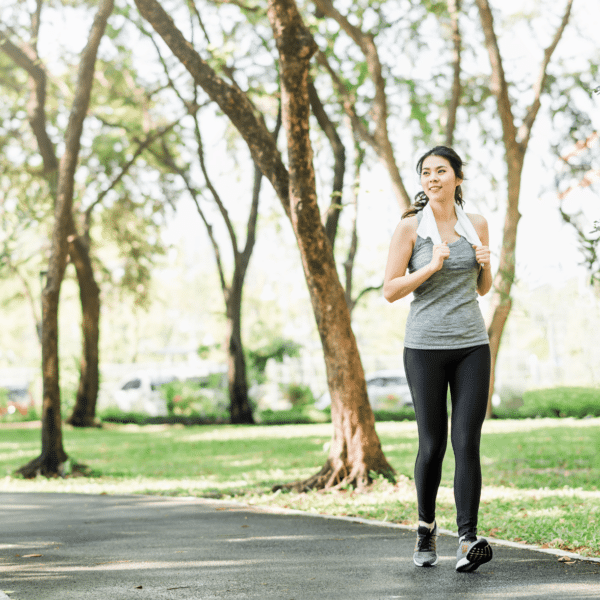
[383,146,493,572]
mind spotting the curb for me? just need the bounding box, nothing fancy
[188,496,600,565]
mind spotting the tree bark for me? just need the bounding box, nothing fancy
[307,80,345,250]
[225,272,253,424]
[16,0,114,478]
[66,218,101,428]
[446,0,462,147]
[475,0,573,416]
[135,0,394,488]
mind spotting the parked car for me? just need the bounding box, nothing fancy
[365,370,412,409]
[0,384,34,417]
[316,369,412,410]
[113,372,177,416]
[111,368,227,417]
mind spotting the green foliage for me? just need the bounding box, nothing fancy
[246,338,301,384]
[161,378,228,420]
[373,407,416,422]
[494,387,600,419]
[258,407,329,425]
[280,383,314,408]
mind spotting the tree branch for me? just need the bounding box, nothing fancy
[0,28,58,176]
[518,0,574,148]
[474,0,519,154]
[84,118,181,223]
[133,0,291,214]
[308,79,345,249]
[313,0,410,209]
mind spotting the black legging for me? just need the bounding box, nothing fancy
[403,344,491,538]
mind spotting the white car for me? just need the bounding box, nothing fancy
[365,370,412,410]
[113,372,176,416]
[316,369,412,410]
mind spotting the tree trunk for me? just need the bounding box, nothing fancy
[134,0,394,488]
[226,276,254,425]
[446,0,462,147]
[16,0,114,478]
[484,162,523,417]
[267,0,394,489]
[66,222,101,428]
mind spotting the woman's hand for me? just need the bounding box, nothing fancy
[430,241,450,273]
[473,245,491,270]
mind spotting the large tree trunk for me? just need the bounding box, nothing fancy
[266,0,394,489]
[16,0,114,478]
[66,221,101,428]
[134,0,394,488]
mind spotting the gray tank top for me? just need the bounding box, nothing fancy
[404,211,489,350]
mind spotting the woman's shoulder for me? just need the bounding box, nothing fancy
[467,213,488,244]
[397,215,419,239]
[466,212,487,225]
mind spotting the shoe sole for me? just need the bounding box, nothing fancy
[456,539,493,572]
[414,556,439,567]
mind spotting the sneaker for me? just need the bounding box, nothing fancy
[413,523,438,567]
[456,535,493,572]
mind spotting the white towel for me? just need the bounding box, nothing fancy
[416,202,482,247]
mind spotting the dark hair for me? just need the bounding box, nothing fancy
[402,146,466,219]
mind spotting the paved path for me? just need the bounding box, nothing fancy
[1,492,598,599]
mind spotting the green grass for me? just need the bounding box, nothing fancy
[1,418,599,557]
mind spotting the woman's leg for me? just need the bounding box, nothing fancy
[404,348,451,525]
[448,344,491,538]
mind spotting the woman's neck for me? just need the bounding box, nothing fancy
[429,199,457,223]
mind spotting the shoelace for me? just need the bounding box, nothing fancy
[417,530,436,552]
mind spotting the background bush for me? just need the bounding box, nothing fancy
[494,387,600,419]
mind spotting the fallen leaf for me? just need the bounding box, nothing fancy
[135,585,143,589]
[21,554,42,558]
[558,556,575,563]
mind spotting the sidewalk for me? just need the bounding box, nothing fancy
[1,492,598,599]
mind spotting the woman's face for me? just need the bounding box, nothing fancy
[420,155,462,202]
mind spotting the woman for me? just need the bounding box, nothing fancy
[383,146,493,572]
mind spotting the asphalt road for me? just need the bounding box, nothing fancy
[1,492,598,599]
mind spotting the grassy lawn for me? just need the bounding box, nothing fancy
[0,418,599,557]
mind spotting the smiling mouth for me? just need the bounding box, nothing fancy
[429,187,441,191]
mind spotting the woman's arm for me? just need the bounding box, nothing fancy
[383,217,449,303]
[469,213,492,296]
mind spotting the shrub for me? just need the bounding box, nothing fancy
[373,407,416,422]
[281,383,315,408]
[162,380,228,420]
[494,387,600,419]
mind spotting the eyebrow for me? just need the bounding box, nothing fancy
[422,165,447,171]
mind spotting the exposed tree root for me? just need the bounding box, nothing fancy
[15,455,91,479]
[272,458,396,493]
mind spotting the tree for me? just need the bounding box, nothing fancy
[134,0,394,488]
[1,6,104,429]
[474,0,574,416]
[12,0,115,477]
